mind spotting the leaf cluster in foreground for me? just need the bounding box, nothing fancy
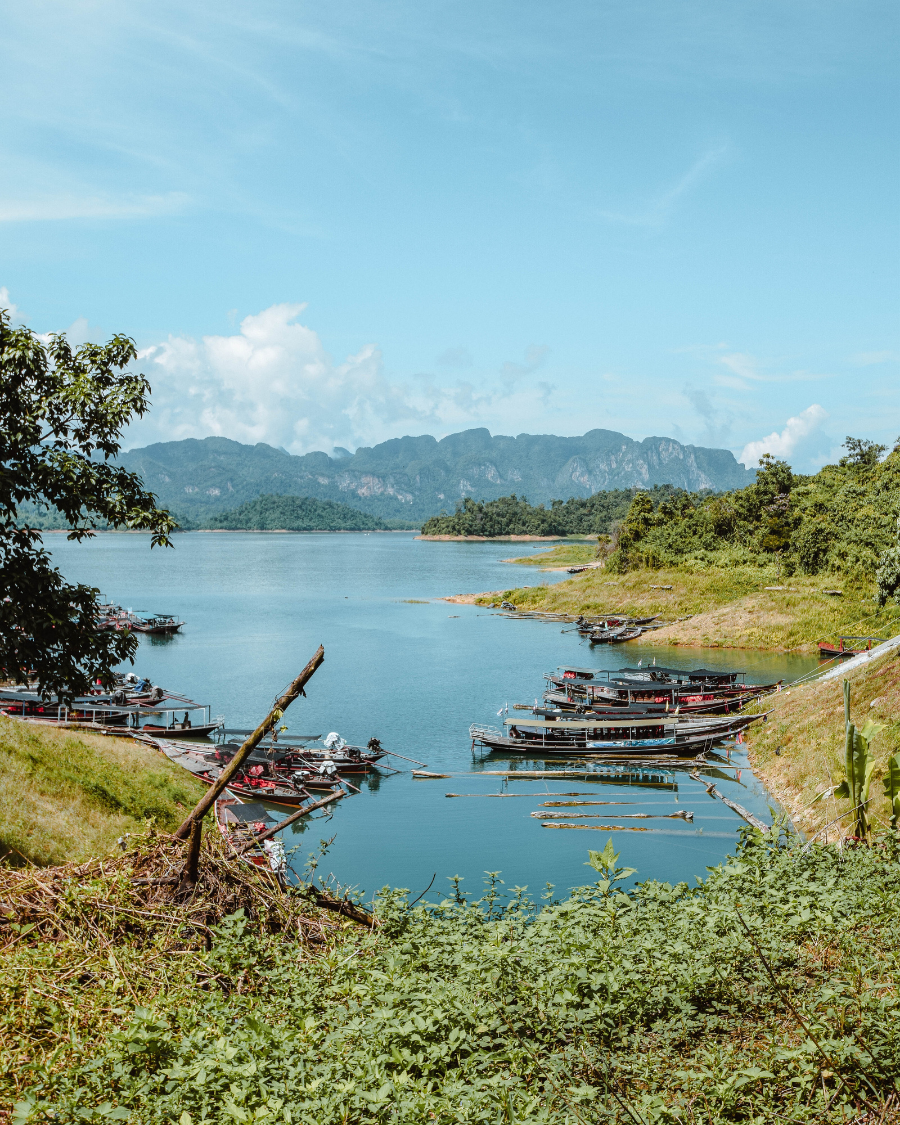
[3,827,900,1122]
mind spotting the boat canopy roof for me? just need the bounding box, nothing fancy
[505,716,674,730]
[220,802,279,827]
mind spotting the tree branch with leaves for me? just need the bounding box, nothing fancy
[0,308,176,700]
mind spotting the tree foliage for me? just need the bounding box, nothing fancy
[420,486,685,538]
[200,493,416,531]
[607,438,900,580]
[0,309,175,699]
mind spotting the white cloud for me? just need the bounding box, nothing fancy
[0,192,189,222]
[850,350,899,366]
[0,286,21,321]
[126,302,555,455]
[739,405,828,468]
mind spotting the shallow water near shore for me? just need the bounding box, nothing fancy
[48,532,820,899]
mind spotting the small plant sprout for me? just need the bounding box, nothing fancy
[585,839,636,896]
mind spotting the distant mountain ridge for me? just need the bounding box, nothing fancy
[118,428,755,522]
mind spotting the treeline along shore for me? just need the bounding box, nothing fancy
[433,439,900,654]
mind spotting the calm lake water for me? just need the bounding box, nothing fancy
[48,532,819,902]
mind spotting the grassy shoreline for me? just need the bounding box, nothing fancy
[0,717,206,865]
[476,554,896,652]
[745,648,900,838]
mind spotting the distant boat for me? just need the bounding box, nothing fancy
[132,614,184,635]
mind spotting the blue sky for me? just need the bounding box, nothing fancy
[2,0,897,469]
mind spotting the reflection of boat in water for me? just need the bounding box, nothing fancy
[493,766,679,790]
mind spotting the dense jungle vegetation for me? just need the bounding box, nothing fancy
[608,440,900,583]
[4,828,899,1123]
[428,439,900,593]
[420,486,684,538]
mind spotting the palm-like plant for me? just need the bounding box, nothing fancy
[832,680,884,841]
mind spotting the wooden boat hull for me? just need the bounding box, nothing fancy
[470,725,719,757]
[139,722,221,738]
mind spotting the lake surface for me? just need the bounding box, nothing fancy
[47,532,819,902]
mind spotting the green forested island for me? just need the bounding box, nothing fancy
[420,486,683,537]
[17,494,418,533]
[194,494,417,531]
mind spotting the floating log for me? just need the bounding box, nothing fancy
[445,791,594,798]
[533,810,693,820]
[542,822,650,832]
[413,771,451,779]
[690,771,770,833]
[540,800,634,807]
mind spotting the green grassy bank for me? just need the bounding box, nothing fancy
[3,828,899,1122]
[0,717,206,866]
[746,648,900,837]
[482,560,894,651]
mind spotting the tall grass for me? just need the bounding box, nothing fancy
[0,717,206,866]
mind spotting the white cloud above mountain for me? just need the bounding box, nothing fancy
[127,302,556,455]
[739,404,828,468]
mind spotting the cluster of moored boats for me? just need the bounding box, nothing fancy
[573,614,663,644]
[470,662,779,758]
[96,603,184,634]
[145,729,389,807]
[0,673,222,736]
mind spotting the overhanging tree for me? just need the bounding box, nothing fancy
[0,308,176,699]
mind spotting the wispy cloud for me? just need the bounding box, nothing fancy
[739,404,828,467]
[596,144,729,227]
[0,192,189,223]
[850,350,899,366]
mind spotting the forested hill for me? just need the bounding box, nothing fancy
[420,487,683,537]
[197,494,415,531]
[117,428,755,523]
[608,439,900,581]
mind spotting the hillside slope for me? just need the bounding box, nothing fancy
[0,718,206,865]
[746,647,900,837]
[117,428,755,522]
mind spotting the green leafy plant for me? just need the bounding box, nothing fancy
[832,680,885,841]
[585,838,636,896]
[883,753,900,831]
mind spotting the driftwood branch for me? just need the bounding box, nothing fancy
[690,771,770,833]
[174,645,325,839]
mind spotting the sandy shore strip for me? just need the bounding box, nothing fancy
[442,590,505,604]
[416,534,565,542]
